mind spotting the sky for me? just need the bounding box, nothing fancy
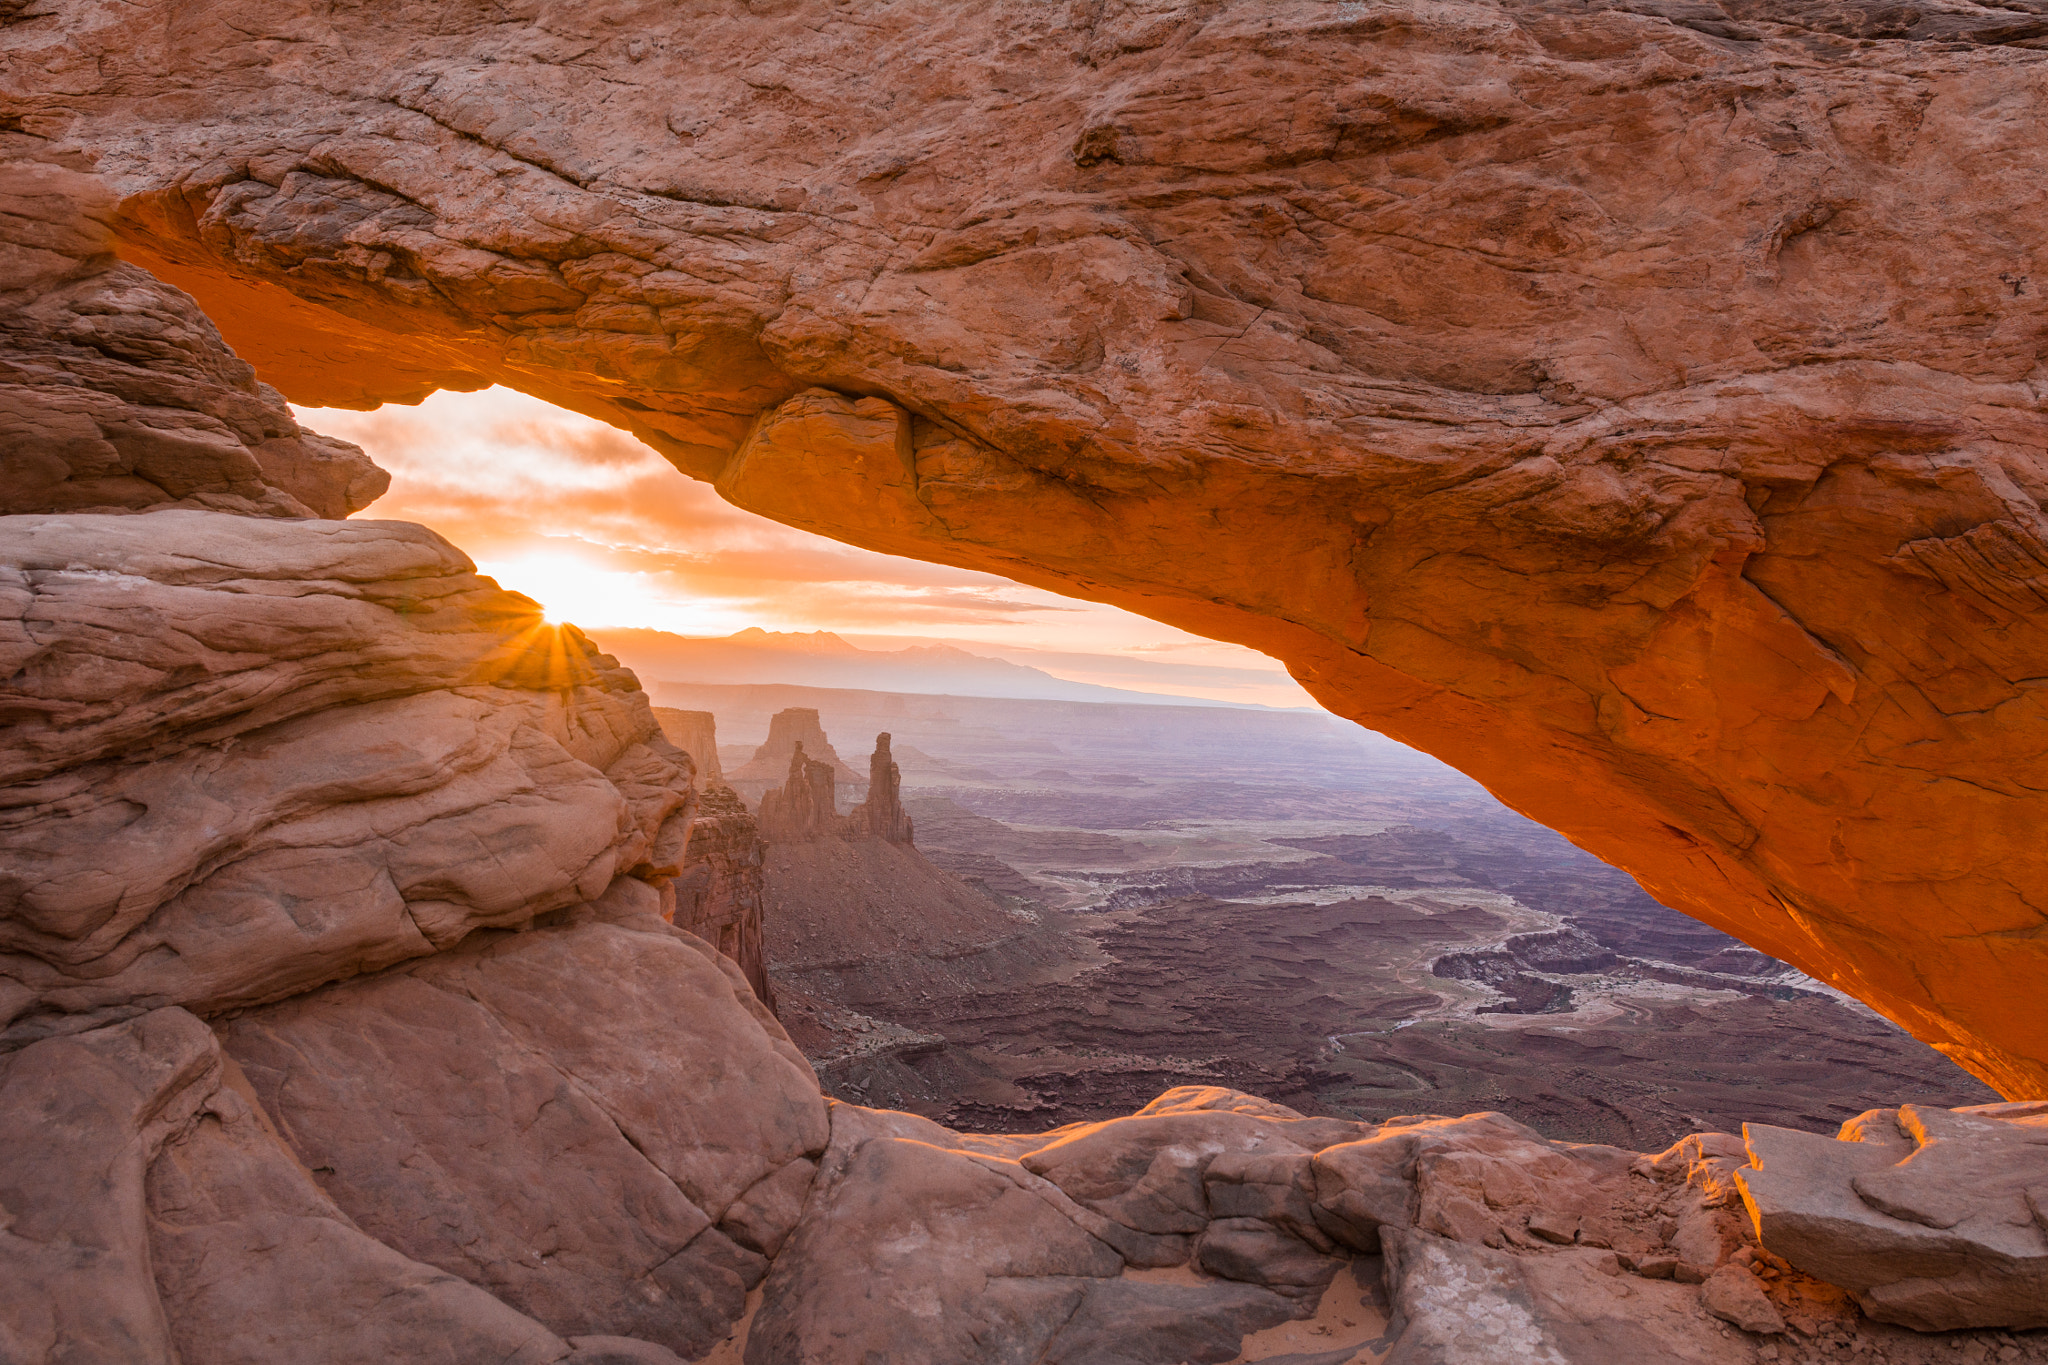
[296,388,1318,708]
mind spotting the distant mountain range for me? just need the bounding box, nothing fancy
[585,626,1268,707]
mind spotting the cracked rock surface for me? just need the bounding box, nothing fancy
[1736,1101,2048,1331]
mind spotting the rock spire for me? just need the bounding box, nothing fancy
[847,733,914,846]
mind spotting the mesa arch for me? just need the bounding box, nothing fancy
[6,0,2045,1095]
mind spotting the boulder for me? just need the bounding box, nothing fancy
[1698,1265,1785,1335]
[1735,1103,2048,1330]
[743,1101,1124,1364]
[745,1098,1313,1365]
[1311,1111,1639,1257]
[1020,1088,1371,1256]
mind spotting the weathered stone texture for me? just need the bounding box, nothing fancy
[0,153,385,519]
[216,909,827,1357]
[0,1007,584,1365]
[652,706,723,784]
[6,0,2046,1088]
[1735,1101,2048,1330]
[671,780,773,1005]
[0,507,699,1042]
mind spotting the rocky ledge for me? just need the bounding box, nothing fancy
[11,958,2048,1363]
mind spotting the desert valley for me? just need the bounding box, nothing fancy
[619,655,1999,1155]
[6,2,2048,1363]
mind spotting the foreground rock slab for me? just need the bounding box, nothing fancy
[219,906,828,1359]
[0,1008,579,1365]
[1737,1101,2048,1330]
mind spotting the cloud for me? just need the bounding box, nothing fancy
[297,387,1317,707]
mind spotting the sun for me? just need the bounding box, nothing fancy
[471,548,746,637]
[474,551,654,629]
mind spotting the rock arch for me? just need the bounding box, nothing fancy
[7,0,2046,1093]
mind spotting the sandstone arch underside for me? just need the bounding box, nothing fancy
[7,0,2046,1094]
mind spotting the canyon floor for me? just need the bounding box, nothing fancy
[652,681,1999,1151]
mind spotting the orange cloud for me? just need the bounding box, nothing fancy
[297,388,1316,707]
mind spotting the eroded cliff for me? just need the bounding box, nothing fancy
[5,0,2043,1090]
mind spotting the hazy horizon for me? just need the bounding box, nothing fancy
[297,387,1317,709]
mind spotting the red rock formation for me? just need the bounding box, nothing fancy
[729,708,861,789]
[0,170,828,1364]
[672,782,773,1009]
[652,707,724,785]
[217,899,825,1358]
[5,184,2042,1360]
[13,2,2048,1090]
[10,32,2048,1365]
[756,732,916,848]
[648,706,773,1005]
[846,733,914,846]
[754,743,841,846]
[0,500,705,1037]
[1737,1102,2048,1330]
[0,155,385,519]
[0,161,781,1037]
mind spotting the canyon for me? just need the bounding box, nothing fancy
[5,2,2048,1361]
[649,682,2000,1156]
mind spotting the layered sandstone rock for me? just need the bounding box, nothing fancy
[647,708,771,1003]
[0,508,701,1042]
[11,0,2048,1092]
[8,26,2048,1363]
[0,1007,589,1365]
[217,898,826,1358]
[754,733,1086,1096]
[672,781,773,1007]
[0,152,385,520]
[753,743,840,845]
[757,731,914,848]
[2,314,2040,1358]
[752,1087,2048,1361]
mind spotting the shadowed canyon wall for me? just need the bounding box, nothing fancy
[6,1,2047,1092]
